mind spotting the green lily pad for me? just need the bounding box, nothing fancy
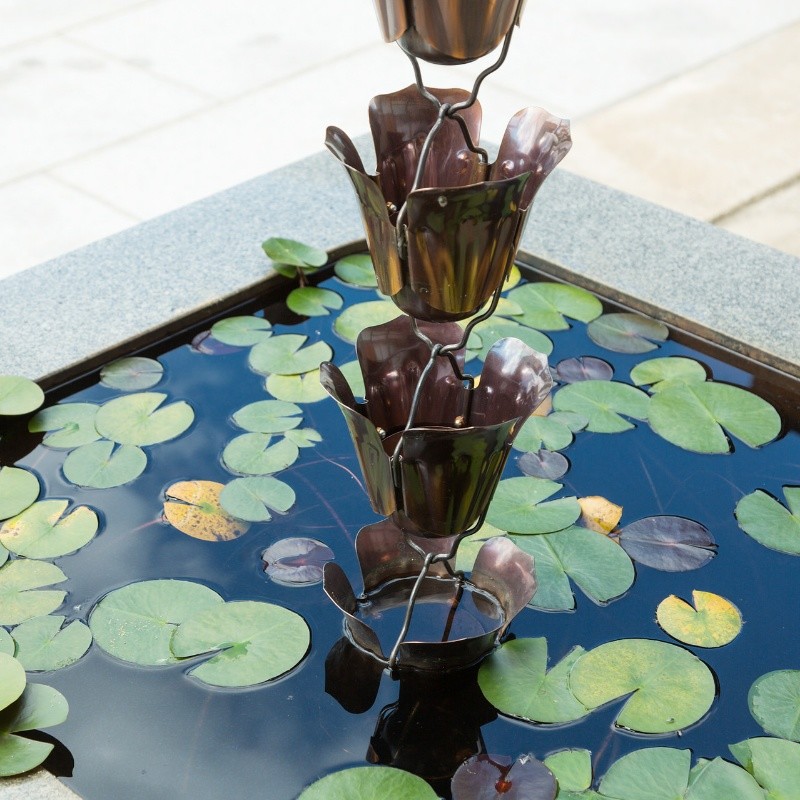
[587,312,668,354]
[210,316,272,346]
[249,334,333,376]
[512,526,635,611]
[11,615,92,671]
[487,477,580,534]
[222,433,299,476]
[220,477,296,522]
[284,428,322,448]
[0,545,6,568]
[543,749,592,793]
[656,591,742,648]
[95,392,194,446]
[63,441,147,488]
[266,371,328,403]
[286,287,343,317]
[748,670,800,741]
[334,253,378,287]
[0,629,12,656]
[735,487,800,555]
[0,376,44,416]
[90,579,224,665]
[569,639,716,734]
[338,360,366,398]
[0,467,40,521]
[477,637,589,724]
[466,318,553,361]
[0,560,67,626]
[0,653,25,710]
[0,500,98,559]
[163,481,250,541]
[333,300,402,343]
[686,757,765,799]
[630,357,707,392]
[171,600,310,687]
[262,237,326,268]
[454,523,507,573]
[508,282,602,330]
[553,381,650,433]
[100,357,163,390]
[28,403,101,448]
[648,381,781,453]
[232,400,303,433]
[297,766,439,800]
[512,414,574,453]
[730,738,800,799]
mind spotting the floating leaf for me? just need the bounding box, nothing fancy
[487,477,580,535]
[553,381,650,433]
[656,591,742,648]
[261,537,334,586]
[191,330,241,355]
[517,449,569,480]
[512,526,634,611]
[555,356,613,383]
[262,237,326,268]
[587,312,668,353]
[28,403,101,448]
[630,357,707,392]
[222,433,299,476]
[0,560,66,626]
[0,653,25,710]
[0,545,6,568]
[451,753,557,800]
[220,477,296,522]
[467,319,553,361]
[232,400,303,433]
[454,523,507,573]
[164,480,250,541]
[648,381,781,453]
[210,316,272,346]
[0,376,44,416]
[11,615,92,671]
[286,287,343,317]
[477,637,589,724]
[249,334,333,376]
[0,500,98,559]
[569,639,716,733]
[171,600,310,687]
[333,300,402,343]
[578,496,623,533]
[543,749,591,793]
[735,487,800,555]
[0,629,12,656]
[95,392,194,446]
[63,441,147,488]
[513,415,574,453]
[266,371,328,403]
[334,253,378,287]
[100,357,163,390]
[729,738,800,799]
[0,467,40,521]
[297,765,440,800]
[508,282,602,330]
[338,360,366,398]
[617,516,717,571]
[90,579,224,665]
[748,670,800,741]
[284,428,322,448]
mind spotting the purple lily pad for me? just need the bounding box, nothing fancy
[555,356,613,383]
[261,537,335,586]
[617,516,717,571]
[191,331,241,355]
[517,450,570,480]
[451,753,557,800]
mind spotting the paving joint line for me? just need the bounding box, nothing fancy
[710,171,800,225]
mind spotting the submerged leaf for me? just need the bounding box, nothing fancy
[487,477,580,535]
[0,560,67,626]
[11,615,92,671]
[286,287,343,317]
[630,356,707,391]
[28,403,101,448]
[333,300,403,344]
[249,334,333,377]
[555,357,613,383]
[656,591,742,647]
[553,381,650,433]
[100,357,163,391]
[748,670,800,741]
[261,537,334,586]
[297,766,439,800]
[508,282,602,330]
[617,516,716,571]
[587,312,668,353]
[95,392,194,446]
[164,480,250,541]
[222,433,299,476]
[262,237,326,268]
[232,399,302,433]
[735,487,800,555]
[0,467,40,521]
[0,500,99,559]
[334,253,378,288]
[210,315,272,346]
[220,476,296,522]
[451,753,557,800]
[0,376,44,416]
[63,440,147,488]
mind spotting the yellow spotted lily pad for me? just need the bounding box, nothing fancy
[163,481,250,541]
[656,590,743,648]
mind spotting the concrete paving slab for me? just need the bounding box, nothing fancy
[0,770,80,800]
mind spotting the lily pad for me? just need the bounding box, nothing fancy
[513,415,574,453]
[0,376,44,416]
[222,433,299,476]
[286,287,343,317]
[0,629,12,655]
[555,356,613,383]
[477,637,589,724]
[170,600,310,687]
[512,526,634,611]
[508,282,602,330]
[569,638,716,733]
[543,749,592,793]
[63,441,147,488]
[191,330,241,355]
[90,579,224,665]
[656,591,742,648]
[11,615,92,671]
[210,316,272,346]
[249,334,333,376]
[517,449,569,480]
[261,537,334,586]
[648,381,781,453]
[28,403,101,448]
[164,480,250,541]
[338,360,366,398]
[587,312,668,354]
[266,371,328,403]
[232,400,302,433]
[729,738,800,799]
[220,476,296,522]
[735,487,800,555]
[467,319,553,361]
[451,753,557,800]
[334,253,378,288]
[0,467,40,521]
[630,357,707,391]
[100,357,163,390]
[0,500,99,559]
[454,523,508,573]
[262,237,326,269]
[297,766,439,800]
[333,300,402,343]
[0,652,25,710]
[487,477,580,535]
[553,381,650,433]
[0,545,6,568]
[748,670,800,741]
[0,560,67,626]
[95,392,194,446]
[284,428,322,448]
[617,516,717,571]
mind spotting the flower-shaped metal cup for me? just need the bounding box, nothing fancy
[326,85,571,321]
[320,315,552,537]
[372,0,527,64]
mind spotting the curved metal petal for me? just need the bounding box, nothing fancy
[371,0,408,43]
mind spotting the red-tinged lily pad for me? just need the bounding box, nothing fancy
[617,516,717,571]
[587,312,668,354]
[163,480,250,541]
[451,753,557,800]
[517,449,569,480]
[261,537,334,586]
[555,356,613,383]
